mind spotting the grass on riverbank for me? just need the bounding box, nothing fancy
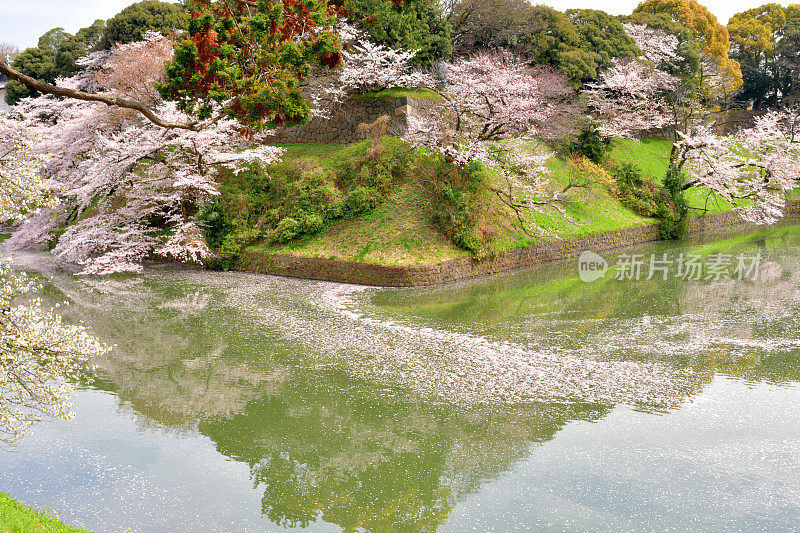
[208,135,750,267]
[353,87,442,100]
[232,138,656,265]
[608,138,735,216]
[0,492,89,533]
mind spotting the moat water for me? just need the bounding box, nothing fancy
[2,225,800,531]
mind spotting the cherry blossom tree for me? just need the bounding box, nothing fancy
[337,42,434,94]
[0,118,108,445]
[3,33,283,275]
[623,23,680,69]
[585,38,797,226]
[3,27,430,273]
[0,260,110,444]
[303,23,435,118]
[617,22,798,226]
[404,50,581,232]
[0,119,58,221]
[674,110,800,224]
[584,57,681,139]
[623,21,737,123]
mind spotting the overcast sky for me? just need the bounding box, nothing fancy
[0,0,795,50]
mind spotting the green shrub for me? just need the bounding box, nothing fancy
[655,200,687,239]
[274,217,301,243]
[300,213,324,234]
[335,140,411,191]
[660,166,689,239]
[428,157,495,256]
[204,254,238,271]
[613,163,688,240]
[282,162,343,219]
[569,126,610,163]
[614,163,659,215]
[198,138,469,263]
[432,183,480,253]
[344,186,381,216]
[197,197,234,250]
[663,165,686,199]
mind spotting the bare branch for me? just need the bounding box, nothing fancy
[0,63,199,131]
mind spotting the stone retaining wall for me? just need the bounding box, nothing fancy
[269,95,436,144]
[237,201,800,287]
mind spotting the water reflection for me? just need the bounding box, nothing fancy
[374,225,800,386]
[30,262,609,530]
[3,225,800,531]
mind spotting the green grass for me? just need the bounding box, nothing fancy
[0,492,89,533]
[254,139,659,262]
[353,87,442,100]
[607,137,736,217]
[249,179,472,266]
[486,153,654,251]
[218,137,473,266]
[221,135,783,268]
[608,138,672,179]
[273,142,348,159]
[239,137,668,265]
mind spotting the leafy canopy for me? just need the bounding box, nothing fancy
[728,3,800,108]
[343,0,452,65]
[634,0,743,95]
[157,0,342,128]
[449,2,639,81]
[565,9,640,68]
[102,0,186,48]
[624,11,702,80]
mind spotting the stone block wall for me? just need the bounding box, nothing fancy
[268,96,436,144]
[635,109,762,139]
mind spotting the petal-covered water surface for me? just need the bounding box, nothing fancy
[2,224,800,531]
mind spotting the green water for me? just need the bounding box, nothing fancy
[2,225,800,531]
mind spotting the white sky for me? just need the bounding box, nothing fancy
[0,0,795,50]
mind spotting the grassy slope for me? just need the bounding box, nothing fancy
[493,154,652,251]
[247,141,472,265]
[253,180,473,265]
[250,137,743,266]
[608,138,735,216]
[0,492,89,533]
[353,87,442,100]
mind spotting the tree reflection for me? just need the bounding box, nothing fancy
[17,223,800,531]
[41,270,609,530]
[201,378,606,531]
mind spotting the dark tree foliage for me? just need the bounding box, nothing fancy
[494,6,594,78]
[728,3,800,109]
[5,48,58,104]
[157,0,342,128]
[634,0,743,94]
[564,9,639,69]
[5,21,106,105]
[37,28,72,54]
[102,0,186,48]
[5,2,183,105]
[447,1,638,81]
[75,19,108,51]
[568,125,610,163]
[447,0,534,54]
[344,0,452,65]
[778,27,800,103]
